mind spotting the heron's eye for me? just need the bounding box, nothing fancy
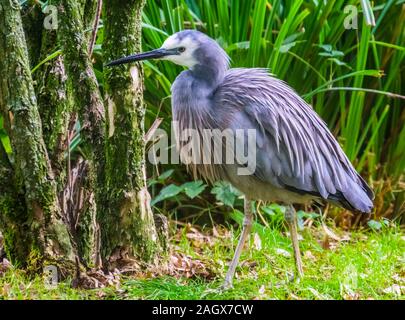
[178,47,186,53]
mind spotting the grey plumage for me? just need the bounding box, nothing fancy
[169,30,373,213]
[106,30,374,286]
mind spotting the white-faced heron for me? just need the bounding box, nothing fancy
[107,30,374,289]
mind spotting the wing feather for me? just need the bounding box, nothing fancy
[216,68,373,210]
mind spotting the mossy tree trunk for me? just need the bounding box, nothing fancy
[102,0,161,268]
[0,0,165,277]
[0,143,29,265]
[35,19,71,184]
[59,0,104,267]
[0,0,74,271]
[35,0,99,267]
[21,3,43,68]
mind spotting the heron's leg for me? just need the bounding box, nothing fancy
[222,197,253,290]
[285,205,304,277]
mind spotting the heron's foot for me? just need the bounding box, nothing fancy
[219,279,234,291]
[295,261,304,279]
[293,245,304,280]
[274,272,301,288]
[201,280,233,297]
[289,272,302,284]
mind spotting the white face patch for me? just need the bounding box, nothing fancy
[161,34,199,68]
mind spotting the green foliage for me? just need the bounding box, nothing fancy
[151,180,207,205]
[0,117,11,154]
[367,218,390,231]
[182,181,206,199]
[211,182,242,207]
[1,223,403,299]
[30,50,62,74]
[151,184,184,205]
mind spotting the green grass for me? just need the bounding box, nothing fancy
[1,220,403,300]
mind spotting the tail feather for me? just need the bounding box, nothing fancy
[331,177,374,213]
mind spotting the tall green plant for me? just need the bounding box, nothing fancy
[138,0,404,218]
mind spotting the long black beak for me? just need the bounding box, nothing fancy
[105,48,175,67]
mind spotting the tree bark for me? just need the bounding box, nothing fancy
[0,0,164,275]
[21,3,43,68]
[35,26,71,184]
[35,0,100,267]
[59,0,105,266]
[0,0,74,271]
[0,143,29,265]
[102,0,161,267]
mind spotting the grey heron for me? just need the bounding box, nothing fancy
[106,30,374,289]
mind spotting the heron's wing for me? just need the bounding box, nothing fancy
[216,68,373,211]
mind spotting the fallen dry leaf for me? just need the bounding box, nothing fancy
[289,293,301,300]
[382,284,404,296]
[0,283,11,297]
[240,260,258,269]
[341,283,360,300]
[275,248,291,258]
[168,252,215,279]
[0,258,11,275]
[253,233,262,251]
[322,224,341,241]
[392,273,405,284]
[72,269,121,289]
[308,287,327,299]
[258,285,265,294]
[304,250,316,261]
[343,292,360,300]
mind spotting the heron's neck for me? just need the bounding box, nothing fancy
[190,49,230,88]
[172,70,218,128]
[190,64,226,88]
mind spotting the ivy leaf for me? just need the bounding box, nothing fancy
[158,169,174,181]
[279,33,303,53]
[297,211,320,219]
[279,42,297,53]
[148,169,175,187]
[262,203,286,216]
[328,58,351,69]
[151,184,183,206]
[319,51,344,58]
[318,44,333,52]
[367,219,382,231]
[182,180,206,199]
[331,50,344,57]
[211,182,241,207]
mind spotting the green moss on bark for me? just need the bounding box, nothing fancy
[102,0,161,266]
[59,0,105,266]
[0,0,74,268]
[0,143,31,266]
[35,24,71,184]
[81,0,99,42]
[21,2,43,68]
